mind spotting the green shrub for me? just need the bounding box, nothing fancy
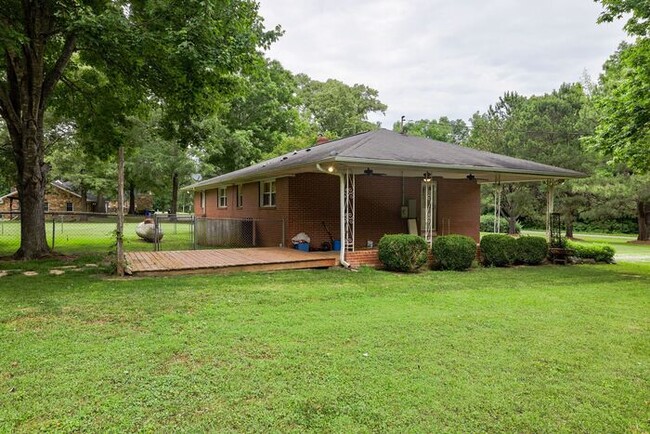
[567,241,616,263]
[480,234,517,267]
[480,214,522,234]
[378,234,429,272]
[515,236,548,265]
[431,235,477,271]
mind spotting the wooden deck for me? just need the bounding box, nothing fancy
[125,247,340,276]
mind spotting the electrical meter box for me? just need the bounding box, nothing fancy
[400,206,408,219]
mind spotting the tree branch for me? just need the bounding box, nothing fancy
[41,34,76,106]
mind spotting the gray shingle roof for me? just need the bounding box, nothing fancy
[185,128,585,189]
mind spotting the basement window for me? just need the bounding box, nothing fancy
[218,187,228,208]
[260,180,276,207]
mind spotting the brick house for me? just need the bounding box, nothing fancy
[183,129,584,267]
[0,180,98,216]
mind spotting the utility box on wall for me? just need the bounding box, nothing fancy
[408,199,417,219]
[400,206,408,219]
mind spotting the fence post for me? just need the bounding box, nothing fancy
[193,216,197,250]
[51,217,56,251]
[252,219,257,247]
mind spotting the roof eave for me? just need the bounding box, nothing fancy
[332,156,586,180]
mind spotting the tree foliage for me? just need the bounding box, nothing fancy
[295,74,387,138]
[393,117,468,144]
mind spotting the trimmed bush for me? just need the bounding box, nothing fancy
[480,214,522,234]
[480,234,517,267]
[431,235,477,271]
[567,241,615,263]
[378,234,429,272]
[515,236,548,265]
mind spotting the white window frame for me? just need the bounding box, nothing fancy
[236,184,244,208]
[218,186,228,208]
[260,179,276,208]
[200,191,206,209]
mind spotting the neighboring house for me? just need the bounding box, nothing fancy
[107,192,154,214]
[183,129,584,266]
[0,180,99,215]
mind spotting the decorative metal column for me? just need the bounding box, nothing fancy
[546,180,556,242]
[344,169,355,251]
[422,181,435,245]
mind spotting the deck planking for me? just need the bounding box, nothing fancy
[125,247,339,276]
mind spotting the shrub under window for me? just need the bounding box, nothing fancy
[378,234,428,272]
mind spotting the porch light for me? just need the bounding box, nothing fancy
[466,173,476,181]
[423,171,432,183]
[327,165,335,173]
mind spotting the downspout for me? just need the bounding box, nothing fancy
[316,163,351,268]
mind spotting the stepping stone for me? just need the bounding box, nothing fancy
[0,271,7,278]
[49,270,65,276]
[23,271,38,276]
[84,264,98,268]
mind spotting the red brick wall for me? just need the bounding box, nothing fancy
[346,249,382,268]
[288,173,340,249]
[193,173,481,252]
[194,178,290,247]
[436,179,481,242]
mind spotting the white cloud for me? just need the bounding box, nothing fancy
[258,0,627,126]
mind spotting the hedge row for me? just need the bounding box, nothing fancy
[480,234,548,267]
[377,233,615,273]
[567,240,615,263]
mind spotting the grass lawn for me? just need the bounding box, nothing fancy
[1,262,648,432]
[0,218,195,256]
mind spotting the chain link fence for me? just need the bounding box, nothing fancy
[0,212,285,256]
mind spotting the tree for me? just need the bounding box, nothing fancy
[589,41,650,174]
[295,74,387,138]
[0,1,279,258]
[393,117,469,144]
[467,86,597,235]
[597,0,650,37]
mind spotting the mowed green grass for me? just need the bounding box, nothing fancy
[0,219,194,255]
[0,263,648,432]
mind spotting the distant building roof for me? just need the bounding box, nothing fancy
[184,128,586,190]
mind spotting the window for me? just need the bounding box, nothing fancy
[44,202,49,212]
[236,184,244,208]
[66,202,73,212]
[260,180,276,207]
[200,191,205,209]
[218,187,228,208]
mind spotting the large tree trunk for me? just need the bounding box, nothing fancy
[638,201,649,241]
[128,183,136,215]
[96,193,106,213]
[170,172,179,221]
[507,216,518,235]
[15,124,49,258]
[565,215,574,239]
[0,6,76,259]
[79,185,88,221]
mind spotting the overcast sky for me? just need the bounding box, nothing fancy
[257,0,628,127]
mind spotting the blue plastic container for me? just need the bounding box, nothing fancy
[332,240,341,251]
[295,243,309,252]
